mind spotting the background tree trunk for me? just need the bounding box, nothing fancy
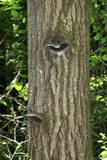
[27,0,92,160]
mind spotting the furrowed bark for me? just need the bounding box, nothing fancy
[27,0,92,159]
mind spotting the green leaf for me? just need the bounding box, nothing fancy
[90,55,101,65]
[100,150,107,158]
[101,38,106,44]
[11,9,18,19]
[0,100,7,106]
[94,33,101,41]
[14,82,22,91]
[102,55,107,61]
[23,17,26,23]
[6,84,14,91]
[102,19,107,24]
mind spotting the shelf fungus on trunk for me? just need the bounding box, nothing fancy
[27,113,42,123]
[47,33,70,57]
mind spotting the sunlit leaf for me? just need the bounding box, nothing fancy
[0,100,7,106]
[101,38,106,44]
[14,82,22,91]
[6,84,14,90]
[102,55,107,61]
[11,9,18,19]
[94,33,101,41]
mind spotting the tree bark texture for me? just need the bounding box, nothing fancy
[27,0,92,160]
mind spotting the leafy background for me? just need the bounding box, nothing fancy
[0,0,107,159]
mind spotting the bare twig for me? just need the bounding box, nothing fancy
[100,59,107,67]
[90,42,107,55]
[0,134,27,159]
[1,69,21,99]
[0,134,19,144]
[0,19,18,45]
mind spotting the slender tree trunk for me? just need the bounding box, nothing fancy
[27,0,92,160]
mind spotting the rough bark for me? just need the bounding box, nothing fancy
[27,0,92,160]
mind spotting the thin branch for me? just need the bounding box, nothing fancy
[100,59,107,67]
[1,69,21,99]
[90,42,107,55]
[11,140,27,160]
[0,113,13,118]
[0,19,18,45]
[0,25,13,45]
[0,134,19,144]
[90,42,107,67]
[0,134,27,160]
[0,134,27,146]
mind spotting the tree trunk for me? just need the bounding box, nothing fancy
[27,0,92,160]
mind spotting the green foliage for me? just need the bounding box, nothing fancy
[90,0,107,159]
[0,99,7,106]
[0,80,28,159]
[98,133,107,159]
[0,0,27,159]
